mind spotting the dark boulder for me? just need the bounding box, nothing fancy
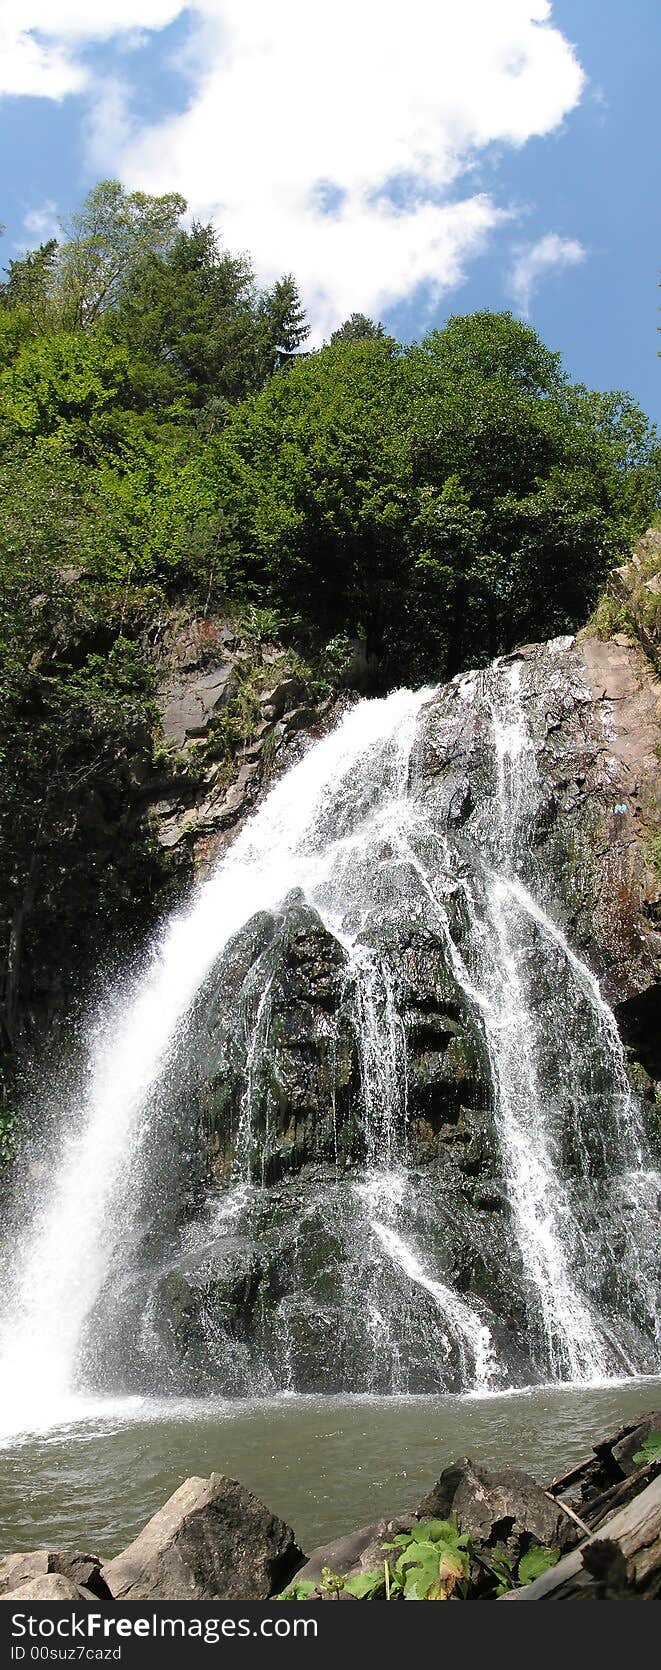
[102,1474,303,1601]
[417,1456,568,1554]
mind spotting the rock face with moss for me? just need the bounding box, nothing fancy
[412,630,660,1066]
[79,604,660,1399]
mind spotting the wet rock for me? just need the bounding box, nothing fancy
[88,625,660,1395]
[202,900,360,1176]
[283,705,319,735]
[102,1474,303,1601]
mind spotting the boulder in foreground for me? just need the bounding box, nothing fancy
[102,1474,303,1601]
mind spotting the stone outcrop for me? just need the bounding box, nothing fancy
[102,1473,302,1601]
[411,634,661,1051]
[576,635,660,1067]
[0,1549,110,1598]
[147,615,338,867]
[416,1457,567,1553]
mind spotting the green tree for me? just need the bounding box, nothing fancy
[0,447,166,1061]
[330,312,385,344]
[109,221,260,411]
[54,180,186,330]
[216,333,409,647]
[258,274,309,356]
[1,182,186,336]
[214,310,660,681]
[1,239,60,333]
[0,330,136,459]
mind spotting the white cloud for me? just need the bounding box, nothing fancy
[20,200,60,246]
[509,231,586,316]
[0,3,183,98]
[1,2,586,337]
[84,77,135,174]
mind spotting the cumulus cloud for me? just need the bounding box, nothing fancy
[509,231,587,316]
[1,2,586,337]
[20,201,60,245]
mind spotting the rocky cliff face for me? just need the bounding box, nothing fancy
[82,593,660,1399]
[418,632,660,1064]
[146,615,338,870]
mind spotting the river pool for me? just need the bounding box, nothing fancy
[1,1376,660,1558]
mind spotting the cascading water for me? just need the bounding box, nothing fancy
[0,687,480,1429]
[0,647,658,1436]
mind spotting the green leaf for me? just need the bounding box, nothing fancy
[518,1545,560,1586]
[276,1579,317,1600]
[488,1545,516,1596]
[633,1432,661,1466]
[343,1570,386,1599]
[409,1518,459,1544]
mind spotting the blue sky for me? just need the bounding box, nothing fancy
[1,1,660,423]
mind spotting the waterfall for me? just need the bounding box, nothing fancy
[0,652,658,1434]
[0,688,447,1430]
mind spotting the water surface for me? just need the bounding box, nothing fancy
[2,1377,660,1557]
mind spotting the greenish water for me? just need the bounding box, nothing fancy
[1,1377,660,1560]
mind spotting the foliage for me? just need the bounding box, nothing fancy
[633,1432,661,1465]
[488,1547,517,1596]
[488,1541,560,1595]
[0,330,136,458]
[278,1520,472,1601]
[216,311,660,682]
[278,1578,317,1600]
[517,1544,561,1585]
[484,1536,557,1589]
[108,223,308,413]
[330,313,386,344]
[1,182,185,332]
[382,1518,471,1600]
[1,175,659,1124]
[0,453,172,1067]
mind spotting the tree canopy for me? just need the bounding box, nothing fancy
[1,187,657,682]
[1,177,659,1114]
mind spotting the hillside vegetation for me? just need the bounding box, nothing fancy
[1,180,659,1127]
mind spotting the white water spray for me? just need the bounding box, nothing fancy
[0,689,444,1433]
